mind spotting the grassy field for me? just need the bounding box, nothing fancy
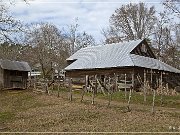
[0,88,180,133]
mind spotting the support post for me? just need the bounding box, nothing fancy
[125,73,127,100]
[143,69,147,103]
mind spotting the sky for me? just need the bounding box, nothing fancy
[6,0,163,43]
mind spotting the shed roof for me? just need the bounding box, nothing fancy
[65,39,180,74]
[0,59,31,71]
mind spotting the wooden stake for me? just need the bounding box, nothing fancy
[132,71,134,92]
[152,88,156,114]
[127,88,132,112]
[151,69,153,92]
[69,78,72,101]
[81,75,88,102]
[125,73,127,100]
[127,72,134,111]
[91,75,97,105]
[57,82,60,97]
[160,72,163,104]
[108,76,112,106]
[114,73,117,92]
[143,69,147,103]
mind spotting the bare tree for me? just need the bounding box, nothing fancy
[103,2,157,43]
[24,23,67,79]
[75,31,95,51]
[152,12,170,60]
[0,1,22,42]
[66,18,96,54]
[163,0,180,17]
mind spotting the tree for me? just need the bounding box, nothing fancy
[163,0,180,17]
[24,23,67,79]
[103,2,157,43]
[0,0,22,43]
[65,19,96,54]
[75,31,95,52]
[152,12,170,60]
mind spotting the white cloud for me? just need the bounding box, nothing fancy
[8,0,163,43]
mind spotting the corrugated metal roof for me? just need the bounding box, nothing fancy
[65,40,142,70]
[65,39,180,74]
[130,54,180,73]
[0,59,31,71]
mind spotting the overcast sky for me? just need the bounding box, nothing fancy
[7,0,163,43]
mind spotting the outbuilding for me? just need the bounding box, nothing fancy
[0,59,31,90]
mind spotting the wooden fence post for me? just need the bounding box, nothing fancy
[127,72,134,111]
[108,76,112,106]
[57,82,60,97]
[69,78,72,101]
[91,75,97,105]
[160,72,163,104]
[144,69,147,103]
[125,73,127,100]
[81,75,88,102]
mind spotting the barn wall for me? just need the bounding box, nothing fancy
[3,70,28,89]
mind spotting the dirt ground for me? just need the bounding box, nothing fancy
[0,89,180,133]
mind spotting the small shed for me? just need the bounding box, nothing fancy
[0,59,31,90]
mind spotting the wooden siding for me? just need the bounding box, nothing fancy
[1,69,28,89]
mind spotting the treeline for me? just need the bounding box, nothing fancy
[0,0,179,78]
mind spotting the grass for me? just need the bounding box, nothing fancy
[73,89,180,109]
[0,88,180,132]
[0,112,15,122]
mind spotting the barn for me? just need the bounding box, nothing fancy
[0,59,31,90]
[65,39,180,98]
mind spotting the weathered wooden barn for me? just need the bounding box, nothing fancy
[65,39,180,91]
[0,59,31,90]
[65,38,180,111]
